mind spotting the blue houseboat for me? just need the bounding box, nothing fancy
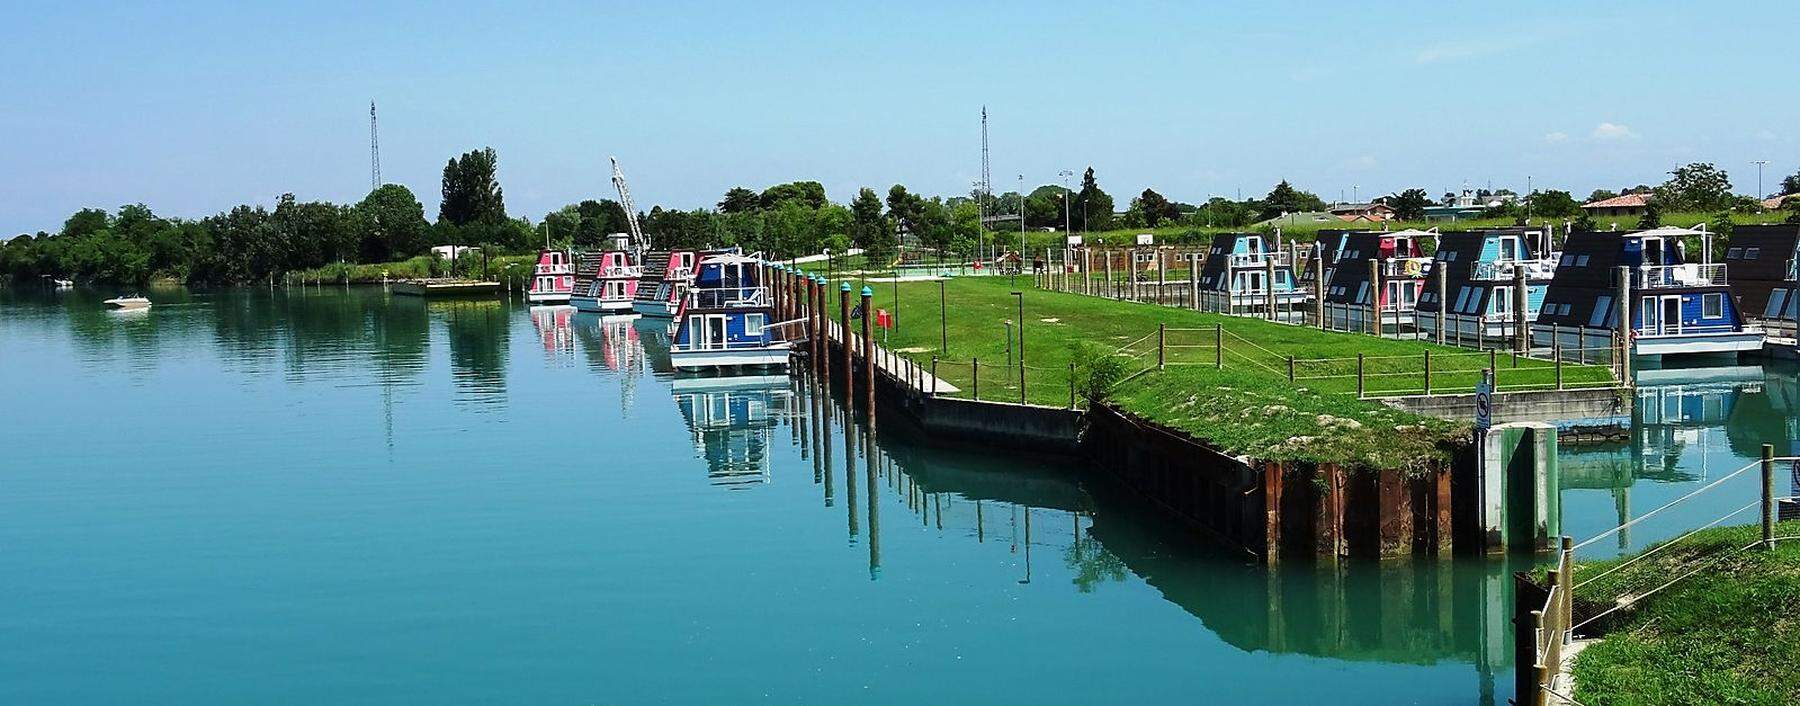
[1416,227,1557,342]
[669,254,792,370]
[1197,232,1305,309]
[1532,226,1762,358]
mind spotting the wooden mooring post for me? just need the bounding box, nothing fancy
[861,286,875,426]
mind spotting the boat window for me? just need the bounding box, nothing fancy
[1575,255,1590,267]
[1746,247,1761,259]
[1769,290,1790,318]
[1444,251,1458,262]
[1726,247,1743,259]
[1590,295,1612,327]
[1355,281,1369,304]
[1560,254,1574,267]
[745,314,765,336]
[1452,286,1472,313]
[1491,288,1512,315]
[1703,293,1724,319]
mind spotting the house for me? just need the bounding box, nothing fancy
[1327,202,1397,222]
[1761,194,1800,211]
[1580,194,1652,219]
[431,244,478,260]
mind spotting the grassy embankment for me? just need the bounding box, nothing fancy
[841,275,1610,472]
[288,254,538,285]
[1564,520,1800,705]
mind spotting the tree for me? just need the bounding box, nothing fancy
[1586,189,1618,204]
[718,187,760,214]
[849,187,889,258]
[1654,163,1733,212]
[1529,190,1580,219]
[1780,169,1800,197]
[439,147,506,226]
[1073,167,1114,232]
[1571,212,1597,232]
[1024,185,1067,229]
[759,181,827,210]
[1390,189,1430,221]
[1635,201,1663,229]
[356,184,429,261]
[1256,180,1325,221]
[1136,188,1179,227]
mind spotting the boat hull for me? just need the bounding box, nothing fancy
[1634,331,1765,357]
[528,291,572,304]
[669,345,791,370]
[632,299,680,317]
[573,296,635,314]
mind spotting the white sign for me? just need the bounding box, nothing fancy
[1066,235,1083,246]
[1135,233,1155,246]
[1474,369,1494,430]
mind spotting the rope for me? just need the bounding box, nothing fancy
[1571,459,1767,552]
[1573,500,1758,590]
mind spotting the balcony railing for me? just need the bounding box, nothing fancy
[1635,263,1726,289]
[686,286,768,309]
[1378,257,1433,278]
[1226,251,1292,268]
[599,265,643,278]
[1470,258,1558,281]
[536,263,574,275]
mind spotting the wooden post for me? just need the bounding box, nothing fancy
[1215,323,1223,369]
[1157,253,1168,305]
[1554,338,1563,390]
[861,286,875,424]
[1764,444,1776,550]
[815,279,828,379]
[931,356,938,396]
[1265,253,1278,321]
[1368,258,1381,336]
[1068,362,1076,409]
[1157,324,1166,369]
[1189,254,1200,310]
[839,282,853,396]
[1423,350,1432,395]
[972,358,979,400]
[1514,263,1529,353]
[1103,251,1114,299]
[1356,353,1365,398]
[1287,355,1295,382]
[1435,263,1447,345]
[1489,348,1499,389]
[1314,250,1327,330]
[1616,265,1633,383]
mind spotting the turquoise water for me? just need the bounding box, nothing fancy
[1,286,1792,704]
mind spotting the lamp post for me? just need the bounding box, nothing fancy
[1059,169,1074,238]
[1754,160,1770,199]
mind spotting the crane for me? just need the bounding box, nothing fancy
[610,156,648,254]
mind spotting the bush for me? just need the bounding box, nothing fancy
[1070,341,1127,403]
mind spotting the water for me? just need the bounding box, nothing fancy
[1,286,1794,704]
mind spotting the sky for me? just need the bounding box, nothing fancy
[3,1,1798,235]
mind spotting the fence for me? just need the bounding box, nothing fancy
[1521,447,1800,706]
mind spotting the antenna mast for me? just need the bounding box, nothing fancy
[369,101,381,191]
[980,106,991,261]
[610,156,647,253]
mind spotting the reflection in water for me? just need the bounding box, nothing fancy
[670,374,794,487]
[529,306,575,357]
[441,299,510,406]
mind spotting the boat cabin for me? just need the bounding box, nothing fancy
[1197,232,1303,307]
[669,255,789,369]
[1416,228,1556,342]
[527,249,575,304]
[1723,225,1800,337]
[571,251,641,313]
[1320,229,1435,329]
[633,250,700,317]
[1298,230,1351,291]
[1532,227,1761,357]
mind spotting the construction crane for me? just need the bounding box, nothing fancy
[610,156,648,254]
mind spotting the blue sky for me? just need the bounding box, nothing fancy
[3,1,1797,235]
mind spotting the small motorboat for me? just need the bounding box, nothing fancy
[52,278,74,289]
[103,295,152,309]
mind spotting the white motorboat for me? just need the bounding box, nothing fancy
[103,295,152,309]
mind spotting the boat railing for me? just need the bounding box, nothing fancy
[1634,263,1726,288]
[686,286,768,309]
[599,265,643,278]
[1226,251,1292,268]
[536,263,574,275]
[1637,320,1749,337]
[668,266,695,281]
[1379,257,1432,278]
[1470,258,1557,281]
[1786,258,1796,282]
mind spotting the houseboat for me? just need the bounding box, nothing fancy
[570,251,642,314]
[669,254,791,369]
[1297,229,1351,296]
[1723,224,1799,344]
[1532,226,1762,358]
[1320,229,1436,331]
[632,250,700,317]
[1416,228,1557,342]
[1196,232,1305,311]
[526,249,575,304]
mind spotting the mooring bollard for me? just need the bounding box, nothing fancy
[861,285,875,424]
[840,282,853,398]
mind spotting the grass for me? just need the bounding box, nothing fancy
[1566,520,1800,705]
[289,254,538,285]
[838,275,1612,470]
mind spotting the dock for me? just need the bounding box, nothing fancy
[390,279,501,297]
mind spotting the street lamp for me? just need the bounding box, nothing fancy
[1059,169,1074,238]
[1754,160,1770,199]
[938,272,952,355]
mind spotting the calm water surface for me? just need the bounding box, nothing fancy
[2,286,1793,704]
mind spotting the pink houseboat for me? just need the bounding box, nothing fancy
[527,249,575,304]
[572,251,643,314]
[632,250,699,317]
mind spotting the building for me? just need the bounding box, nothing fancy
[1580,194,1652,219]
[1327,202,1397,222]
[1723,224,1799,327]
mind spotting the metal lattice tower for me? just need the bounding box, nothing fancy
[369,101,382,191]
[980,106,990,259]
[610,156,647,253]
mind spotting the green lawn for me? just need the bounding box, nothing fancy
[1567,521,1800,705]
[835,276,1612,470]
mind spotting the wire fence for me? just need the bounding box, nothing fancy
[1522,447,1799,706]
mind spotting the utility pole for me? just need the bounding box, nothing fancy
[1753,160,1770,199]
[1526,175,1533,222]
[1018,174,1026,266]
[981,106,991,264]
[1059,169,1074,238]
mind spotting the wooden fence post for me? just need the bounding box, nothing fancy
[1158,324,1166,369]
[1286,355,1295,382]
[1424,350,1432,395]
[972,358,979,400]
[1215,323,1223,369]
[1764,443,1777,550]
[1356,353,1366,398]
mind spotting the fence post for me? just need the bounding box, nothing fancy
[1157,324,1166,370]
[1188,254,1200,310]
[1356,353,1365,398]
[1287,355,1295,382]
[1489,348,1499,390]
[1424,350,1432,395]
[1529,610,1548,706]
[1764,443,1776,550]
[1215,323,1223,369]
[931,356,939,396]
[1068,362,1076,410]
[972,358,979,401]
[1554,338,1563,390]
